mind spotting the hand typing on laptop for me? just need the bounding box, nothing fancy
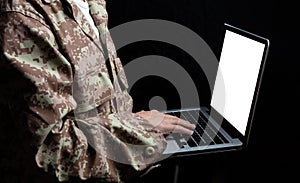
[136,110,196,135]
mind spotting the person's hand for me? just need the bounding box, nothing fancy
[136,110,196,135]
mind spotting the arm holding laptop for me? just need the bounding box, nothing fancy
[0,0,194,182]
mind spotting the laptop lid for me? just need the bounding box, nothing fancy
[162,23,269,158]
[209,23,270,147]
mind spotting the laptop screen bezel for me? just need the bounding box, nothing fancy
[210,23,270,147]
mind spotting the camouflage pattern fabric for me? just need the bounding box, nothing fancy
[0,0,167,182]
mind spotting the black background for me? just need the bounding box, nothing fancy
[107,0,299,182]
[0,0,298,183]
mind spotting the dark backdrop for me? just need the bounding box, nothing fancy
[0,0,298,183]
[106,0,299,182]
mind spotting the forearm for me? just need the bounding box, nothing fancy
[1,3,167,182]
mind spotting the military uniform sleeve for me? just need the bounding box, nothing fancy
[0,8,166,183]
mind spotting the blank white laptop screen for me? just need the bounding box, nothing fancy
[210,30,265,135]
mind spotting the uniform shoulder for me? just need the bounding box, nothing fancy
[0,0,44,21]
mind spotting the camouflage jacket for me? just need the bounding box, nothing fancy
[0,0,166,182]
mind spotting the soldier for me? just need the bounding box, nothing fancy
[0,0,195,182]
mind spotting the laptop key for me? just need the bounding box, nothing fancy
[187,136,198,147]
[212,135,222,144]
[216,131,229,144]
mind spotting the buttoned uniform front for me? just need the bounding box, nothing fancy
[0,0,166,182]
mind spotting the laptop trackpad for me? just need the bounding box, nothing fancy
[163,140,180,154]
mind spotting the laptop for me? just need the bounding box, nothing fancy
[162,23,270,157]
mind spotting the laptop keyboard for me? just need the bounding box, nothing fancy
[166,110,229,148]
